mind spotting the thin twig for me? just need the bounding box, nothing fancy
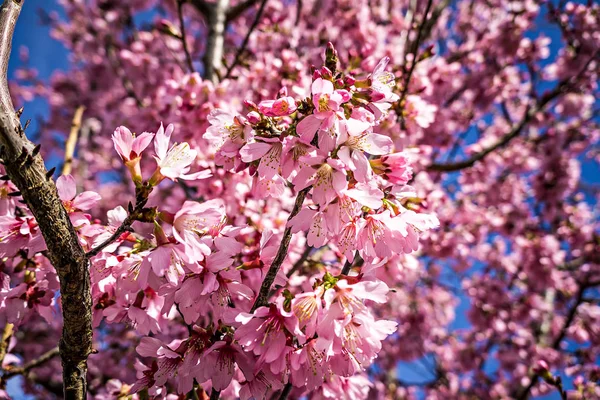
[397,0,434,125]
[209,388,220,400]
[226,0,260,22]
[3,346,60,379]
[105,39,145,108]
[277,382,293,400]
[62,106,85,176]
[295,0,302,24]
[286,243,312,278]
[341,252,363,275]
[86,213,135,258]
[177,0,196,73]
[86,185,153,258]
[250,186,311,312]
[224,0,268,79]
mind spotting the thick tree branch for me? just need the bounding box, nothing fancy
[0,323,13,366]
[202,0,229,83]
[0,1,92,399]
[224,0,268,79]
[250,186,311,312]
[62,105,85,176]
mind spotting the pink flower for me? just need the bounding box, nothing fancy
[239,371,282,400]
[204,109,251,158]
[150,123,211,184]
[112,126,154,162]
[367,57,399,118]
[292,156,347,207]
[239,137,283,180]
[235,299,305,370]
[56,175,101,221]
[343,182,384,210]
[112,126,154,183]
[0,216,46,258]
[135,337,183,387]
[292,288,324,338]
[258,96,297,117]
[280,137,311,179]
[370,57,397,98]
[139,243,191,288]
[104,291,161,335]
[405,95,437,129]
[172,199,226,261]
[194,338,253,391]
[289,339,328,390]
[370,152,413,186]
[296,78,350,145]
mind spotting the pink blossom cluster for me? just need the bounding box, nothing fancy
[1,0,599,399]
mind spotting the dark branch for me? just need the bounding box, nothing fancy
[86,185,152,258]
[250,186,311,312]
[177,0,196,73]
[0,1,93,398]
[3,346,60,379]
[516,284,589,400]
[277,382,293,400]
[286,243,312,278]
[224,0,268,79]
[397,0,434,126]
[226,0,259,22]
[190,0,211,19]
[341,252,363,275]
[105,39,145,108]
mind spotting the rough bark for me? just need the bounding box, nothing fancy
[0,1,92,399]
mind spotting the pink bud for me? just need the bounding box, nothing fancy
[244,100,258,111]
[320,66,333,80]
[246,111,261,124]
[533,360,549,373]
[344,76,356,86]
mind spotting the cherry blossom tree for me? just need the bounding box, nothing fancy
[0,0,598,399]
